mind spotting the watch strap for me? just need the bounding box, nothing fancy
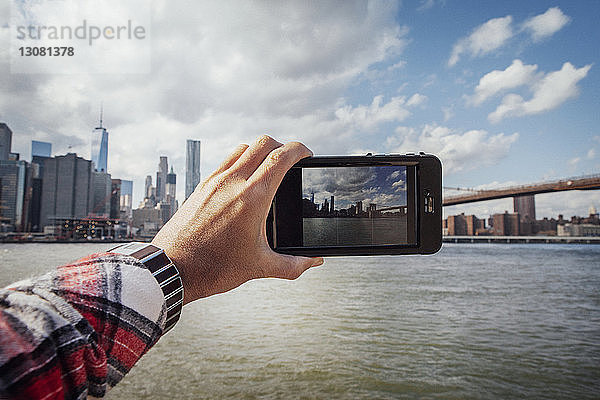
[108,242,183,333]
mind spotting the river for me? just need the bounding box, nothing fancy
[0,243,598,399]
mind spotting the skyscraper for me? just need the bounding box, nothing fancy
[91,171,112,217]
[40,153,94,228]
[120,179,133,218]
[0,160,27,230]
[91,110,109,172]
[166,166,176,198]
[145,175,153,198]
[0,123,13,161]
[185,139,201,200]
[165,166,178,217]
[156,156,168,202]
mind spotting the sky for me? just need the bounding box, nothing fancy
[302,166,407,210]
[1,0,599,219]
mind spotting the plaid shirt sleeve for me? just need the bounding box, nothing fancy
[0,252,168,399]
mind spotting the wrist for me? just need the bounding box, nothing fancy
[108,242,184,333]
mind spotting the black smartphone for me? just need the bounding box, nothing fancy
[267,153,442,256]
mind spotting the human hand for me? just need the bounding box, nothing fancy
[152,135,324,304]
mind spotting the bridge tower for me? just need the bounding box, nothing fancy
[513,194,535,222]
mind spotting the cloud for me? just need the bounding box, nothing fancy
[587,148,596,160]
[488,62,592,123]
[391,179,405,192]
[406,93,427,107]
[334,94,424,129]
[568,157,580,167]
[448,8,570,67]
[522,7,570,42]
[467,59,539,106]
[448,16,513,66]
[1,1,409,205]
[417,0,435,12]
[385,124,519,175]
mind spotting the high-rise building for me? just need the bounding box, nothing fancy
[165,166,178,219]
[156,156,168,202]
[145,175,153,198]
[32,140,52,158]
[110,179,121,219]
[0,160,27,230]
[166,166,176,198]
[27,162,44,232]
[91,171,112,217]
[185,139,201,200]
[330,195,335,213]
[120,179,133,218]
[513,195,535,222]
[91,111,109,172]
[0,123,12,161]
[40,153,93,228]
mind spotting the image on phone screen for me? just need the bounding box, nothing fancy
[301,166,408,246]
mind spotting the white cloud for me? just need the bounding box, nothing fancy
[2,1,409,205]
[387,60,406,71]
[385,124,519,175]
[406,93,427,107]
[587,148,596,159]
[448,8,570,67]
[522,7,570,42]
[448,15,513,66]
[568,157,581,167]
[442,106,453,121]
[334,94,424,129]
[468,59,539,106]
[488,62,592,123]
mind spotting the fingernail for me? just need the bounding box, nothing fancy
[311,257,324,267]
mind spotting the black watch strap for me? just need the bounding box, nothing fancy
[108,242,183,333]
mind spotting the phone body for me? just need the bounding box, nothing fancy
[267,153,442,256]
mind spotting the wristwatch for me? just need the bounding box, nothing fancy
[108,242,183,333]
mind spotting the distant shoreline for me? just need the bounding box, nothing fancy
[0,239,151,244]
[444,236,600,244]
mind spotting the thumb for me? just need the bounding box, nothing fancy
[268,253,324,280]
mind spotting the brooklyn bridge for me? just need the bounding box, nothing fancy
[442,174,600,207]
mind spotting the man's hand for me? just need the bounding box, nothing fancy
[152,135,324,304]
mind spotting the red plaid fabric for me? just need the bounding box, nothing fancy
[0,253,166,399]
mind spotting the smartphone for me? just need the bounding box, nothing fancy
[267,153,442,256]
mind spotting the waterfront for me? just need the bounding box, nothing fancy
[1,243,599,399]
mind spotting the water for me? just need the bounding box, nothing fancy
[1,243,599,399]
[303,217,408,246]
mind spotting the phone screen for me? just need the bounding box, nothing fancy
[302,166,409,246]
[272,163,418,249]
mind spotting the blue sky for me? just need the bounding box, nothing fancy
[0,0,598,219]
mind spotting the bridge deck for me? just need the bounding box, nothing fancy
[443,174,600,206]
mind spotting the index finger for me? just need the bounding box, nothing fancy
[246,141,313,201]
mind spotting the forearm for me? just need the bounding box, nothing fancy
[0,253,166,399]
